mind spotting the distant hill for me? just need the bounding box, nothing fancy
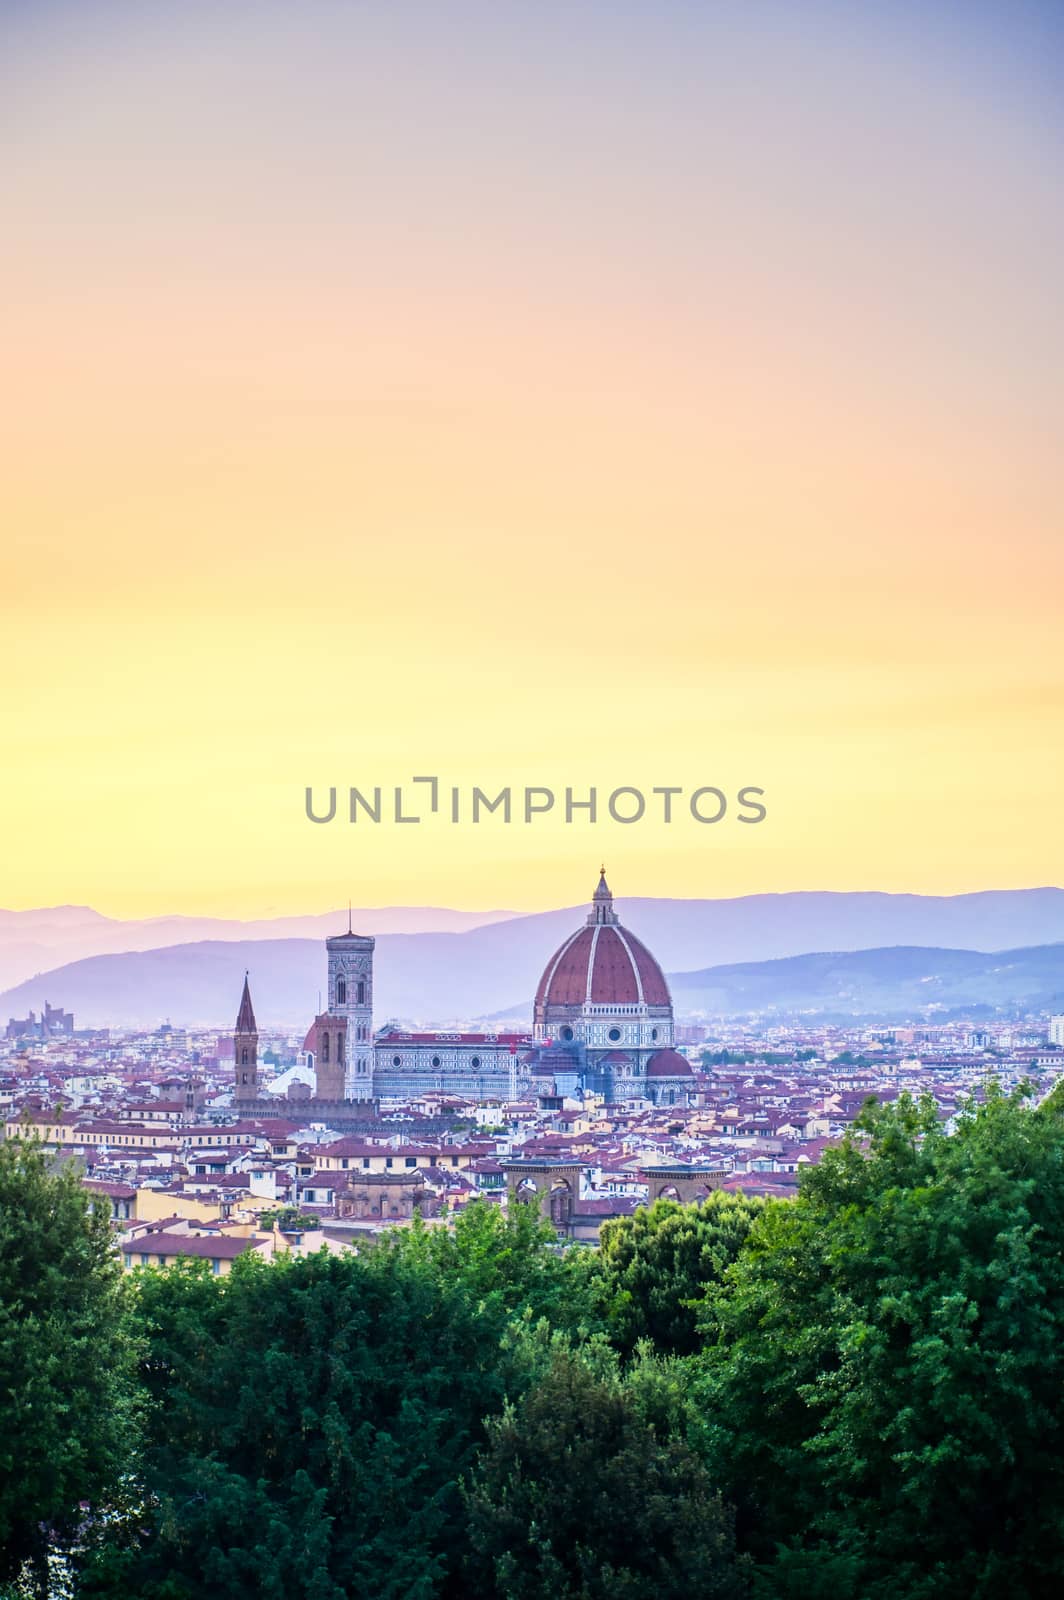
[2,922,1064,1031]
[0,904,518,991]
[668,942,1064,1020]
[3,888,1064,999]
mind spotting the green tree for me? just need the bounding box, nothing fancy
[595,1192,765,1356]
[699,1089,1064,1599]
[464,1344,747,1600]
[0,1137,138,1595]
[411,1198,599,1333]
[257,1206,320,1231]
[82,1209,578,1600]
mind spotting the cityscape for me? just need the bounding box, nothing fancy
[5,871,1063,1262]
[3,0,1062,1595]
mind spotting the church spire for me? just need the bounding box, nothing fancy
[235,972,257,1034]
[233,973,259,1104]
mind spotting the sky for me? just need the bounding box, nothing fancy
[1,0,1062,918]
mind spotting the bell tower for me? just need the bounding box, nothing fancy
[326,916,375,1097]
[233,972,259,1104]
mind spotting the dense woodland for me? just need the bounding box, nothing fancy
[4,1086,1064,1599]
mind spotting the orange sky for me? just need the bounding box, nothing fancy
[1,1,1061,917]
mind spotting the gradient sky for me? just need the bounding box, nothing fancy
[2,0,1062,917]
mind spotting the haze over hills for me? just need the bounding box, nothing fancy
[667,943,1064,1021]
[0,904,517,992]
[2,887,1064,1029]
[4,936,1064,1031]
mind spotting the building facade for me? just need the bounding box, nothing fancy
[525,870,693,1105]
[371,1029,532,1100]
[291,872,694,1108]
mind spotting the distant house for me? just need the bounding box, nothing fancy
[120,1229,272,1276]
[83,1178,136,1221]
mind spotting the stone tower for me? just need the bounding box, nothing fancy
[233,973,259,1104]
[326,919,375,1097]
[313,1013,346,1100]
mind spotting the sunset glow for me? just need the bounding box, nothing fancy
[2,0,1061,916]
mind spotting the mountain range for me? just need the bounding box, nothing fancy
[2,888,1063,1028]
[0,904,516,993]
[668,942,1064,1021]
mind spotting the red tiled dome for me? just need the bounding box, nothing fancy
[536,924,671,1009]
[645,1049,693,1077]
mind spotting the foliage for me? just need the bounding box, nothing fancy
[464,1343,747,1599]
[80,1202,594,1600]
[256,1207,320,1231]
[17,1094,1064,1600]
[0,1139,138,1594]
[698,1089,1064,1599]
[406,1198,603,1334]
[595,1192,765,1356]
[81,1241,515,1600]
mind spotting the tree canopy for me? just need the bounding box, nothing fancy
[10,1090,1064,1599]
[465,1344,747,1600]
[0,1138,138,1595]
[698,1088,1064,1598]
[595,1191,765,1356]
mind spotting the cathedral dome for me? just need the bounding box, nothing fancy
[645,1048,693,1077]
[534,870,671,1014]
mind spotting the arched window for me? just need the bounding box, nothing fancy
[338,1031,345,1062]
[322,1032,330,1063]
[357,980,365,1005]
[241,1048,248,1065]
[336,978,346,1005]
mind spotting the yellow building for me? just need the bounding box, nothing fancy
[313,1142,482,1176]
[120,1225,274,1275]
